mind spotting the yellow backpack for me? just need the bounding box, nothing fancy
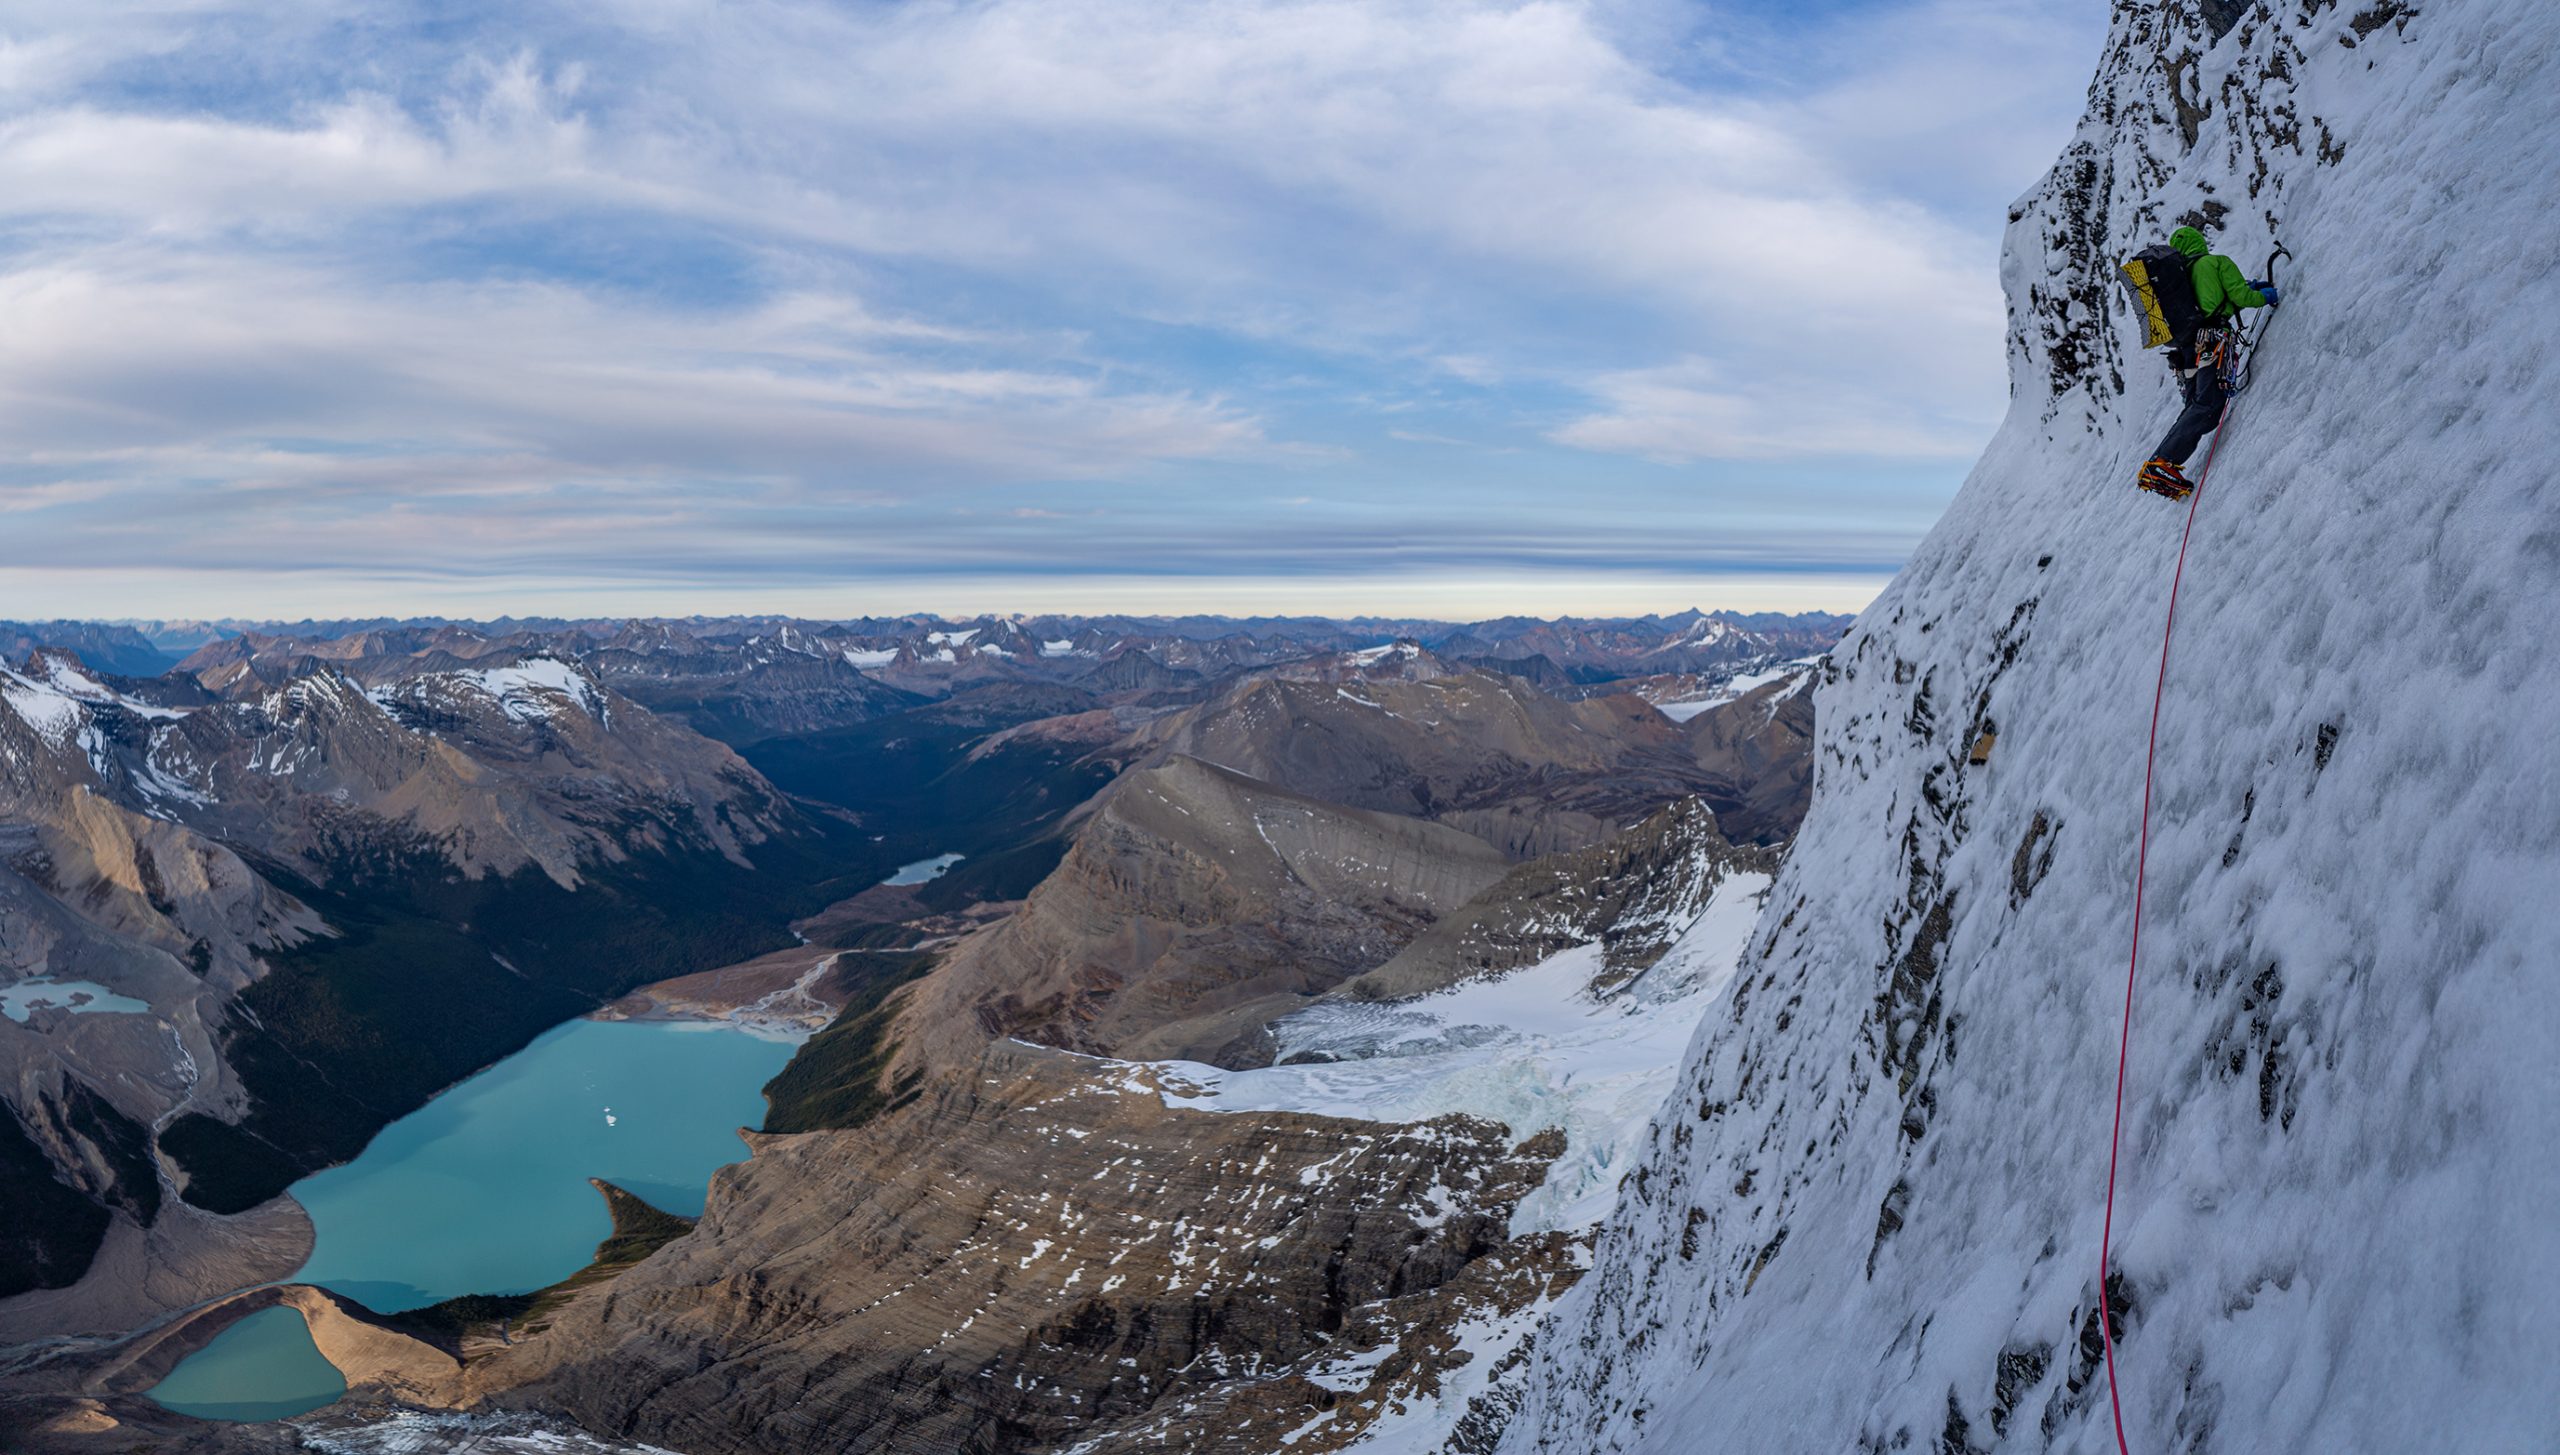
[2118,244,2205,349]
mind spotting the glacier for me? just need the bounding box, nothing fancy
[1152,871,1773,1237]
[1498,2,2560,1451]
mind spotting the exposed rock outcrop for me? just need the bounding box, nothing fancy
[1130,668,1730,860]
[1336,796,1776,1005]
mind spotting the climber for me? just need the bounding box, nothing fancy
[2135,226,2280,500]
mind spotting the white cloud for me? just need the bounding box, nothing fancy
[1550,357,1990,462]
[0,0,2109,609]
[0,255,1262,480]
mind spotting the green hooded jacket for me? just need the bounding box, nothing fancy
[2170,226,2267,321]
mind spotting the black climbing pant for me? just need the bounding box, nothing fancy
[2153,334,2232,467]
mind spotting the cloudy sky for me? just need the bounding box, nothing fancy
[0,0,2106,622]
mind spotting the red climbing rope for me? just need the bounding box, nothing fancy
[2098,392,2232,1455]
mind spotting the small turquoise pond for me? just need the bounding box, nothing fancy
[0,977,151,1023]
[149,1017,793,1420]
[884,851,965,885]
[147,1307,345,1421]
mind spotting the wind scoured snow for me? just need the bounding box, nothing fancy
[1500,5,2560,1453]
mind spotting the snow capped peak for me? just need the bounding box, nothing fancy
[0,662,90,749]
[5,652,187,734]
[28,650,113,703]
[452,656,607,725]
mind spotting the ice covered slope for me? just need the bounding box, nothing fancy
[1500,3,2560,1452]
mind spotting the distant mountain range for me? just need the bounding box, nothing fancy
[9,607,1847,692]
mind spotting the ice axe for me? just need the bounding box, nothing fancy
[2231,242,2291,394]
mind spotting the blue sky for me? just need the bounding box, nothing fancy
[0,0,2107,621]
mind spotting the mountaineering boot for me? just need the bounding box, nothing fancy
[2137,458,2194,500]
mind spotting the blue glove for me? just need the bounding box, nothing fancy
[2255,282,2282,307]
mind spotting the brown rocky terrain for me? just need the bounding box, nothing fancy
[1127,655,1723,860]
[896,754,1513,1071]
[1676,666,1819,845]
[421,669,1815,1455]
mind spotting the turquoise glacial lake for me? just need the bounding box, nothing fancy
[150,1017,794,1420]
[147,1306,347,1421]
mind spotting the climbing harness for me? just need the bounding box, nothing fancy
[2097,243,2286,1455]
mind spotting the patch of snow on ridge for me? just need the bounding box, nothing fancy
[135,729,213,806]
[1152,872,1771,1238]
[842,647,899,669]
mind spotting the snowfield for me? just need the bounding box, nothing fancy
[1652,659,1819,722]
[1499,4,2560,1452]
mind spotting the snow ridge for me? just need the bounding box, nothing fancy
[1501,4,2560,1452]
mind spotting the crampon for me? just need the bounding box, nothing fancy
[2136,458,2195,500]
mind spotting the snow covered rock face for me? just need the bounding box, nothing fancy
[1501,4,2560,1452]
